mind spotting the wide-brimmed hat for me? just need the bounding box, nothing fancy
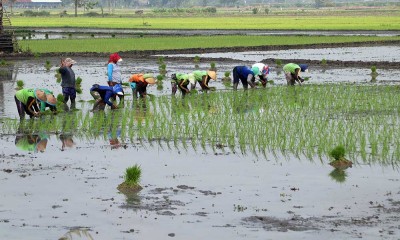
[46,94,57,106]
[34,89,47,102]
[207,70,217,80]
[64,58,77,65]
[143,73,156,84]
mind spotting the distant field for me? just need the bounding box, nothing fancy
[19,35,400,53]
[11,15,400,30]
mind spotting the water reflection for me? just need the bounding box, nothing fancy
[329,168,348,183]
[59,228,94,240]
[15,133,48,153]
[0,63,14,115]
[59,133,75,151]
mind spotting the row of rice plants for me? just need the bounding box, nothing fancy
[1,84,399,164]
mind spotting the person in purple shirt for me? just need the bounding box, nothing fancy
[59,58,77,111]
[90,84,123,111]
[232,66,260,90]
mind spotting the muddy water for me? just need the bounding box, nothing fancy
[1,135,400,240]
[1,56,399,118]
[165,45,400,62]
[1,48,400,239]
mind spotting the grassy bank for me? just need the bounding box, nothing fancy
[11,15,400,30]
[19,35,400,53]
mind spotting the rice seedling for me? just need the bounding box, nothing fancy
[75,77,83,94]
[210,62,217,71]
[16,80,24,89]
[370,65,378,76]
[275,59,283,67]
[321,58,327,66]
[2,84,400,166]
[117,164,143,194]
[159,63,167,75]
[45,60,51,71]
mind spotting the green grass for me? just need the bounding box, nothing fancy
[11,15,400,30]
[19,35,400,53]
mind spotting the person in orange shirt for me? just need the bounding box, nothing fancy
[128,73,156,99]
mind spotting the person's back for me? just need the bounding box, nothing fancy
[59,66,76,88]
[283,63,300,74]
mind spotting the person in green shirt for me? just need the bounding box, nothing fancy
[282,63,308,86]
[14,88,47,119]
[190,70,217,91]
[171,73,191,97]
[39,88,57,114]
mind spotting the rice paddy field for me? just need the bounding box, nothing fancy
[10,15,400,30]
[1,41,400,239]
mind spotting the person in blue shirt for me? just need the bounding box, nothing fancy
[232,66,260,90]
[90,84,123,111]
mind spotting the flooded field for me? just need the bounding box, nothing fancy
[1,45,400,240]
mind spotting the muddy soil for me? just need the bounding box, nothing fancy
[1,45,400,239]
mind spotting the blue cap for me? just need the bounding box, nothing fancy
[299,64,308,72]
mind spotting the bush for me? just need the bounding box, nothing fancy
[84,12,100,17]
[252,8,259,14]
[22,10,50,17]
[204,7,217,13]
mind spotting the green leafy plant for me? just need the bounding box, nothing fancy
[45,60,51,71]
[252,8,259,14]
[124,164,142,186]
[76,77,83,94]
[194,55,200,63]
[329,145,345,160]
[16,80,24,89]
[321,58,327,66]
[210,62,217,71]
[275,59,283,67]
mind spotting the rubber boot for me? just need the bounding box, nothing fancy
[70,99,76,110]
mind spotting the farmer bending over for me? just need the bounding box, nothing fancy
[90,84,123,111]
[129,73,156,99]
[252,63,270,87]
[171,73,191,97]
[39,88,57,114]
[232,66,260,90]
[14,88,47,119]
[190,70,217,91]
[283,63,308,86]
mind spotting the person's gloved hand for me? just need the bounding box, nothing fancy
[111,104,118,110]
[299,77,305,83]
